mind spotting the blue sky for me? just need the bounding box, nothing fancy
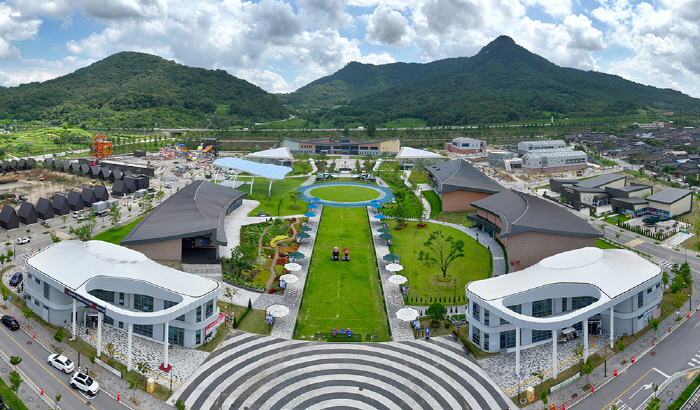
[1,0,700,98]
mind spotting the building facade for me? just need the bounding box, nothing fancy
[521,150,587,173]
[517,140,567,152]
[444,137,485,154]
[282,137,401,156]
[425,159,504,212]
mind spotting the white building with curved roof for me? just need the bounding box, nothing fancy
[464,247,662,377]
[25,240,223,372]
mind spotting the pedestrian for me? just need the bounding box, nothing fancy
[85,366,89,375]
[78,366,82,374]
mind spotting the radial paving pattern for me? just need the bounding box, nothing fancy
[170,332,515,410]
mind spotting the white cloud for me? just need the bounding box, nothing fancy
[365,6,413,47]
[236,68,293,93]
[298,0,353,28]
[0,56,96,87]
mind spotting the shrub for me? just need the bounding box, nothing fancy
[54,327,64,342]
[176,399,187,410]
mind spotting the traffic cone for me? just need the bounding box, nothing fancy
[117,392,120,401]
[652,339,655,347]
[631,356,635,363]
[591,386,594,393]
[688,312,690,318]
[614,369,618,376]
[40,386,43,395]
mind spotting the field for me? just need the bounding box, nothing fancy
[309,185,380,202]
[92,217,143,244]
[295,207,389,341]
[389,222,491,305]
[234,177,305,216]
[421,190,442,217]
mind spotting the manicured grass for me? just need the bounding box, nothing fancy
[309,185,380,202]
[596,238,622,249]
[296,207,389,341]
[235,177,305,216]
[237,309,272,335]
[0,377,29,410]
[432,210,476,226]
[92,217,143,244]
[389,223,490,305]
[603,214,630,225]
[421,190,442,217]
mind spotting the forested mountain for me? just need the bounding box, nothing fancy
[282,36,700,126]
[0,52,287,127]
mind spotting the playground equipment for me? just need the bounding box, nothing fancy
[642,215,672,225]
[332,247,340,261]
[91,134,111,164]
[187,143,214,161]
[343,248,349,261]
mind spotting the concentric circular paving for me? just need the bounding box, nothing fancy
[297,183,394,207]
[171,332,515,410]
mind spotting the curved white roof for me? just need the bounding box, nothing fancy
[214,157,292,180]
[396,147,443,158]
[465,247,661,330]
[26,241,220,325]
[245,147,294,160]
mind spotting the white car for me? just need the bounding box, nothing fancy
[70,372,99,396]
[47,354,75,373]
[16,237,30,245]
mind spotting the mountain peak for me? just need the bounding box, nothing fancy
[477,35,518,55]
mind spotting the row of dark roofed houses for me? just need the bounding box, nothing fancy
[1,158,38,172]
[42,158,149,197]
[0,186,112,231]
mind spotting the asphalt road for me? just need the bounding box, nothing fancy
[0,323,126,410]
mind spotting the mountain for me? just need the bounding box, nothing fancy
[0,52,287,127]
[283,35,700,126]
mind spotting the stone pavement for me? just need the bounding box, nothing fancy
[0,353,51,410]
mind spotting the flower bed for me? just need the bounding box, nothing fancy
[222,275,266,292]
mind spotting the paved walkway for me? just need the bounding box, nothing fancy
[169,332,516,410]
[219,199,269,259]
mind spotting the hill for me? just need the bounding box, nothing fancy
[283,35,700,126]
[0,52,287,128]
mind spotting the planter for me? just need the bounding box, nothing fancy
[394,227,403,230]
[417,223,427,228]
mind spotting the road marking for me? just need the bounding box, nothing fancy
[601,367,655,410]
[653,368,670,378]
[688,370,700,379]
[0,326,97,410]
[626,239,645,247]
[629,382,653,399]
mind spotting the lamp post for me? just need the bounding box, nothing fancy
[454,279,457,305]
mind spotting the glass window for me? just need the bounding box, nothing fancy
[119,293,125,306]
[532,299,552,318]
[572,297,597,310]
[103,315,114,326]
[638,291,643,308]
[532,329,552,342]
[133,324,153,338]
[35,299,40,307]
[35,277,40,285]
[472,326,480,346]
[647,287,652,294]
[206,300,214,318]
[44,282,49,299]
[118,322,124,329]
[472,302,480,321]
[656,282,660,289]
[26,295,31,301]
[483,333,489,351]
[168,326,185,347]
[500,305,521,325]
[196,306,202,323]
[88,289,115,303]
[134,294,154,312]
[500,330,516,349]
[562,298,568,312]
[196,329,201,345]
[484,309,490,326]
[28,273,33,280]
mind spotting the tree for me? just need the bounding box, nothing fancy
[154,189,165,203]
[426,303,446,326]
[139,194,154,215]
[573,341,585,374]
[673,292,686,314]
[647,316,660,341]
[582,359,594,383]
[531,366,545,395]
[60,215,68,225]
[69,224,93,241]
[539,390,548,409]
[290,189,302,209]
[9,370,21,392]
[223,287,237,314]
[415,195,427,225]
[137,361,151,389]
[108,204,122,228]
[230,243,256,273]
[662,271,669,291]
[50,231,62,243]
[418,230,466,279]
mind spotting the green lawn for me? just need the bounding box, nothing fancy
[92,217,143,244]
[596,238,622,249]
[0,375,30,410]
[603,214,630,225]
[421,190,442,217]
[235,177,305,216]
[389,223,491,305]
[295,207,389,341]
[309,185,380,202]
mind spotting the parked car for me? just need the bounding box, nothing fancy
[1,315,20,330]
[47,354,75,374]
[8,271,22,287]
[15,237,29,245]
[164,183,172,189]
[76,214,86,221]
[70,372,99,396]
[41,220,50,228]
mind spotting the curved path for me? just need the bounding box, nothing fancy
[297,182,394,207]
[169,332,515,410]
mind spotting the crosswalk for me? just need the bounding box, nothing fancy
[658,260,675,272]
[625,238,646,248]
[688,351,700,368]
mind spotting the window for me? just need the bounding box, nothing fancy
[196,306,202,323]
[28,273,33,280]
[472,326,480,346]
[168,326,185,347]
[26,295,31,301]
[656,282,661,289]
[500,330,516,349]
[35,277,40,285]
[134,295,154,312]
[103,315,114,326]
[500,305,521,325]
[572,297,597,310]
[483,333,489,351]
[472,302,481,321]
[562,298,568,312]
[165,300,185,321]
[88,289,115,303]
[532,329,552,343]
[119,293,125,306]
[206,300,214,318]
[484,309,490,326]
[44,282,49,299]
[196,329,202,345]
[118,322,124,329]
[647,287,652,294]
[638,291,644,308]
[35,300,40,307]
[532,299,552,318]
[133,324,153,338]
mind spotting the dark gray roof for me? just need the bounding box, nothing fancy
[17,202,36,218]
[121,181,247,246]
[646,187,692,204]
[614,197,649,205]
[35,198,54,217]
[470,190,602,238]
[575,173,626,188]
[616,185,650,192]
[79,164,90,174]
[52,194,69,211]
[67,191,83,209]
[0,206,18,224]
[112,169,123,180]
[81,188,96,204]
[425,159,503,195]
[93,185,109,201]
[112,180,126,195]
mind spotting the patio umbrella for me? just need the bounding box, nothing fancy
[379,233,393,239]
[310,197,320,202]
[297,232,311,238]
[307,204,318,209]
[370,203,382,208]
[299,226,312,232]
[280,274,299,284]
[284,263,302,272]
[382,254,400,261]
[388,275,408,285]
[289,252,306,259]
[396,308,419,322]
[304,212,317,217]
[370,199,380,203]
[377,228,391,233]
[267,305,290,318]
[385,263,404,272]
[374,214,386,220]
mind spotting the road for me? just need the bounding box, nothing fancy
[0,324,126,410]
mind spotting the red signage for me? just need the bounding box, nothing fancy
[205,312,226,334]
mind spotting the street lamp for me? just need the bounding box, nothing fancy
[454,279,457,304]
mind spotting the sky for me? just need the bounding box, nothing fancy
[1,0,700,98]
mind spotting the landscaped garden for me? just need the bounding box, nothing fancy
[387,222,491,305]
[309,185,380,202]
[92,217,143,244]
[295,206,390,341]
[234,176,305,216]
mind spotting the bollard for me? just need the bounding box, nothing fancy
[117,392,120,401]
[40,386,43,395]
[631,356,635,364]
[669,326,672,333]
[652,339,655,347]
[562,402,565,410]
[688,312,690,318]
[591,386,594,393]
[33,331,36,339]
[614,369,618,376]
